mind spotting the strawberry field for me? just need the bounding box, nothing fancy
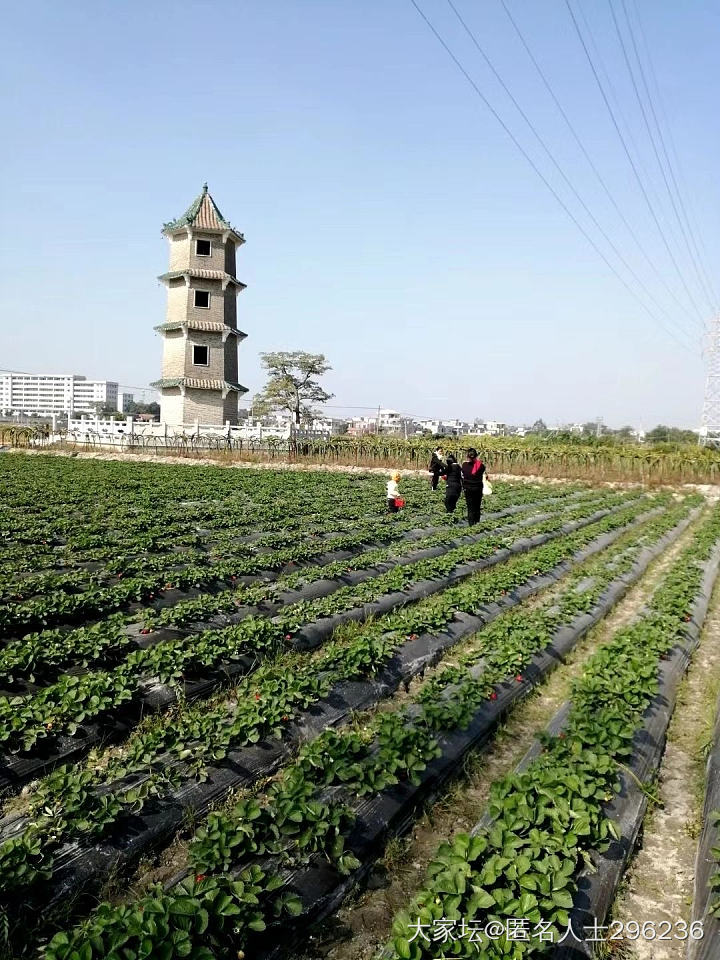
[2,454,720,959]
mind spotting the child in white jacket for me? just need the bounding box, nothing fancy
[386,472,402,513]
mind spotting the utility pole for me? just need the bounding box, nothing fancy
[376,405,381,436]
[700,316,720,446]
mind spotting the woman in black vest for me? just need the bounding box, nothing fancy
[443,454,462,513]
[428,447,445,491]
[460,448,485,525]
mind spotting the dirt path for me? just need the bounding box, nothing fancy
[609,570,720,960]
[298,517,703,960]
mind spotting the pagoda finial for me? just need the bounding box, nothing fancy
[202,182,208,193]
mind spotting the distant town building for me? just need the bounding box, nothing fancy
[121,393,134,413]
[347,409,415,437]
[416,418,471,437]
[0,373,118,416]
[467,420,507,437]
[152,184,248,427]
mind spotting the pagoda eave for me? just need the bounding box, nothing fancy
[151,377,249,394]
[157,270,247,290]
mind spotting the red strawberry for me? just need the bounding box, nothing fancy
[140,628,151,635]
[515,675,523,683]
[195,874,206,882]
[489,691,498,701]
[254,692,261,701]
[285,634,292,640]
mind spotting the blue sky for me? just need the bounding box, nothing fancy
[0,0,717,428]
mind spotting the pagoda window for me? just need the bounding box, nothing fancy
[192,345,209,366]
[195,239,211,257]
[194,290,210,309]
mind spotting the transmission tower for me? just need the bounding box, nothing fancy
[700,316,720,446]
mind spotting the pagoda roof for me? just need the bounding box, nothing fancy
[158,269,247,290]
[150,377,248,394]
[154,320,247,339]
[163,184,245,242]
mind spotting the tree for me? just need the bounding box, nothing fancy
[646,424,697,445]
[126,401,160,417]
[256,351,334,426]
[529,419,548,435]
[250,393,272,420]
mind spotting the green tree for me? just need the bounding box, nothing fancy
[250,394,272,419]
[529,418,548,435]
[646,424,698,445]
[256,351,334,426]
[126,401,160,417]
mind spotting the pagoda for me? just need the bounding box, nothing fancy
[152,184,248,426]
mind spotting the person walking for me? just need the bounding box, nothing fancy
[443,453,462,514]
[461,448,485,525]
[386,471,402,513]
[428,446,445,491]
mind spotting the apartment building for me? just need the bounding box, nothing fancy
[0,374,119,416]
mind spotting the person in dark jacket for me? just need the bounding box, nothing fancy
[443,453,462,513]
[428,447,445,491]
[461,448,485,525]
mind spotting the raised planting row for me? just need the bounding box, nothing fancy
[0,483,589,635]
[2,479,583,597]
[0,496,664,936]
[0,490,600,691]
[0,492,638,779]
[2,496,695,953]
[375,502,720,959]
[30,498,705,959]
[680,696,720,959]
[1,456,579,582]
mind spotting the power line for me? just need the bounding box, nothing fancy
[444,0,698,347]
[621,0,719,311]
[564,0,706,329]
[498,0,706,335]
[630,0,719,311]
[407,0,698,355]
[607,0,715,316]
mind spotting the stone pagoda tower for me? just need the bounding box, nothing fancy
[152,184,248,426]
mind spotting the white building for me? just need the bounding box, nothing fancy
[416,418,470,437]
[0,373,119,416]
[468,420,507,437]
[348,409,415,437]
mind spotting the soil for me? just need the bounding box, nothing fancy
[296,515,701,960]
[609,568,720,960]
